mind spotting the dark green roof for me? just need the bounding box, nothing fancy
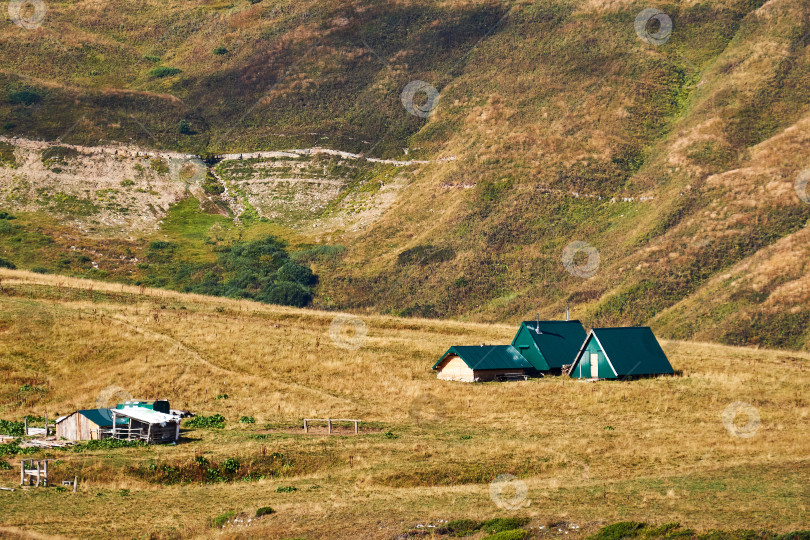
[575,327,674,376]
[78,408,128,427]
[512,320,587,369]
[433,345,531,371]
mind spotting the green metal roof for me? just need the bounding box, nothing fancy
[78,409,128,427]
[433,345,531,371]
[573,327,674,376]
[512,320,587,369]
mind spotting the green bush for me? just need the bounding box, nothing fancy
[260,282,312,307]
[0,258,16,269]
[0,419,24,437]
[202,172,224,195]
[481,518,531,534]
[149,66,182,78]
[31,266,48,274]
[120,179,135,187]
[276,485,296,493]
[276,261,316,286]
[8,89,42,105]
[0,460,11,470]
[210,510,235,528]
[213,46,228,55]
[185,414,226,429]
[239,416,255,424]
[255,506,274,517]
[177,119,193,135]
[483,530,530,540]
[445,518,481,535]
[587,522,646,540]
[150,158,169,174]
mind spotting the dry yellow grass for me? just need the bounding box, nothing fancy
[0,269,808,539]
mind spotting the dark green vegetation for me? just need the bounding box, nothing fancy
[586,522,810,540]
[185,414,226,429]
[142,236,316,307]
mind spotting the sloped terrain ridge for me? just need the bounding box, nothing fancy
[1,0,809,349]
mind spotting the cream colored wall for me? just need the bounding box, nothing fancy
[437,355,476,382]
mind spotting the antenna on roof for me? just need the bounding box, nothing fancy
[566,306,570,321]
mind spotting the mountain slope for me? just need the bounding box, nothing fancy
[1,0,809,349]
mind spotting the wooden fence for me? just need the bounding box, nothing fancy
[303,418,361,434]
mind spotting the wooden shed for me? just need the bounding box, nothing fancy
[55,409,128,441]
[511,320,587,374]
[433,345,532,382]
[569,327,674,380]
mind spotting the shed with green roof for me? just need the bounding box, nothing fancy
[433,345,531,382]
[568,327,674,379]
[511,320,587,373]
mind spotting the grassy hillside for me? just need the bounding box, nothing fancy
[0,270,808,538]
[1,0,810,349]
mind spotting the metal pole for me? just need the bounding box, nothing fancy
[328,419,332,434]
[354,421,358,435]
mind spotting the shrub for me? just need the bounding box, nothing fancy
[177,119,193,135]
[483,530,530,540]
[0,142,16,167]
[202,172,224,195]
[276,261,316,286]
[31,266,48,274]
[8,89,42,105]
[213,46,228,55]
[185,414,226,429]
[255,506,274,518]
[481,518,532,534]
[588,522,646,540]
[149,66,182,78]
[150,158,169,174]
[276,485,296,493]
[239,416,255,424]
[0,211,15,220]
[0,258,16,269]
[210,510,235,528]
[260,282,312,307]
[143,55,160,63]
[445,519,481,535]
[121,179,135,187]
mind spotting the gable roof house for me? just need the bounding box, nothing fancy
[433,345,532,382]
[511,320,588,374]
[568,327,674,380]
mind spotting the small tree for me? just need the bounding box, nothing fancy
[177,119,192,135]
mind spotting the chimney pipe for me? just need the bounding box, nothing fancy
[566,306,570,321]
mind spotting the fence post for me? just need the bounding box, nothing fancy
[73,475,78,493]
[24,417,27,437]
[20,460,24,486]
[304,419,308,433]
[43,460,48,487]
[327,419,332,434]
[36,461,41,487]
[354,421,358,434]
